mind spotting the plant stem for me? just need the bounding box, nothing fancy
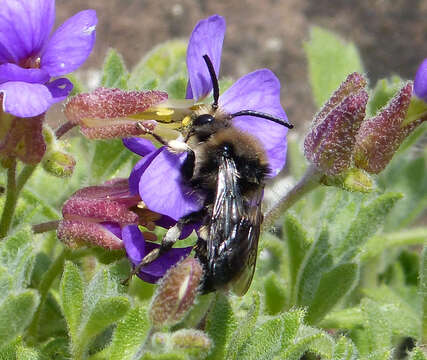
[132,327,155,360]
[263,165,322,229]
[16,164,36,193]
[0,159,17,238]
[55,121,76,139]
[32,220,60,234]
[26,247,68,343]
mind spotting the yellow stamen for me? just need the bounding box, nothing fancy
[182,115,192,127]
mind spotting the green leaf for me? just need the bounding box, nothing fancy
[15,345,40,360]
[101,48,129,89]
[333,336,358,360]
[0,290,39,348]
[367,76,402,116]
[81,296,130,341]
[421,246,427,343]
[409,348,427,360]
[140,353,186,360]
[320,307,363,329]
[205,293,236,360]
[236,315,285,360]
[280,309,305,349]
[306,263,359,324]
[40,337,71,360]
[60,261,84,342]
[304,26,364,107]
[226,292,260,360]
[334,192,402,262]
[109,306,150,360]
[296,227,333,307]
[284,214,312,302]
[264,272,287,315]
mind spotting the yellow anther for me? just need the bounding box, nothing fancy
[182,115,192,126]
[156,108,174,116]
[137,201,146,209]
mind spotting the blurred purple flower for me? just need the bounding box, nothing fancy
[0,0,97,117]
[124,14,289,222]
[414,58,427,102]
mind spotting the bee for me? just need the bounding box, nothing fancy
[135,55,293,295]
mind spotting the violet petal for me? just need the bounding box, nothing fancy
[139,148,203,220]
[219,69,289,176]
[186,15,225,101]
[0,0,55,63]
[41,10,97,76]
[123,137,157,157]
[0,81,52,117]
[122,225,192,283]
[414,58,427,102]
[101,222,122,239]
[46,78,74,102]
[128,147,163,194]
[0,63,50,84]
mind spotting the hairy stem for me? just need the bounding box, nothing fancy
[32,220,60,234]
[0,159,17,238]
[55,121,76,139]
[263,165,322,229]
[132,327,155,360]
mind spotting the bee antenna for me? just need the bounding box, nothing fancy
[230,110,294,129]
[202,54,219,110]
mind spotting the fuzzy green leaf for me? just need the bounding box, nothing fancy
[409,348,427,360]
[81,296,130,340]
[296,227,333,307]
[334,192,402,262]
[367,76,402,116]
[140,353,186,360]
[15,345,40,360]
[0,267,12,303]
[280,309,305,349]
[333,336,358,360]
[304,26,364,107]
[101,48,129,89]
[421,246,427,343]
[205,293,236,360]
[264,272,287,315]
[109,306,150,360]
[226,292,260,360]
[236,315,285,360]
[59,261,84,342]
[284,214,311,301]
[320,307,363,329]
[306,263,359,324]
[0,290,39,348]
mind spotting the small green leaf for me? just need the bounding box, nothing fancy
[140,352,186,360]
[205,293,236,360]
[236,315,285,360]
[304,26,364,107]
[264,272,287,315]
[334,192,402,262]
[15,345,40,360]
[0,267,12,303]
[284,214,311,301]
[40,337,71,360]
[60,261,84,342]
[226,292,260,360]
[421,246,427,343]
[296,227,333,307]
[333,336,358,360]
[320,307,363,329]
[306,263,359,325]
[280,309,305,349]
[0,290,40,348]
[409,348,427,360]
[101,48,129,89]
[82,296,130,340]
[109,306,150,360]
[367,76,402,116]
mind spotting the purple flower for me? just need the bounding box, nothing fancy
[0,0,97,117]
[414,58,427,102]
[124,14,289,222]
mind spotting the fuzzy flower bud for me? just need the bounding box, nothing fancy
[149,257,203,327]
[171,329,212,359]
[304,73,369,175]
[64,87,168,139]
[57,179,140,249]
[42,150,76,177]
[354,83,425,174]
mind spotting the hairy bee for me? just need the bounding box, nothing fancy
[138,55,292,295]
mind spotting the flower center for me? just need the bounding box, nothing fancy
[19,56,41,69]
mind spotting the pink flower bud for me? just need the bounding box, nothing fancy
[304,73,369,175]
[0,107,46,164]
[64,87,168,139]
[354,83,425,174]
[149,257,203,327]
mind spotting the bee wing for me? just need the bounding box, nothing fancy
[208,156,263,295]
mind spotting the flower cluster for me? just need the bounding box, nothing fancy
[0,0,97,164]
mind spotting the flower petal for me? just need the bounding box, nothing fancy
[139,148,204,221]
[122,225,192,283]
[128,147,163,194]
[414,58,427,102]
[41,9,97,76]
[186,15,225,100]
[0,0,55,63]
[0,63,49,84]
[46,78,73,102]
[123,137,157,157]
[0,81,52,117]
[219,69,289,176]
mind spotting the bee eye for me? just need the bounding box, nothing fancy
[194,114,214,127]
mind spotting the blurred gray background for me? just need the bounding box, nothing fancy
[55,0,427,130]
